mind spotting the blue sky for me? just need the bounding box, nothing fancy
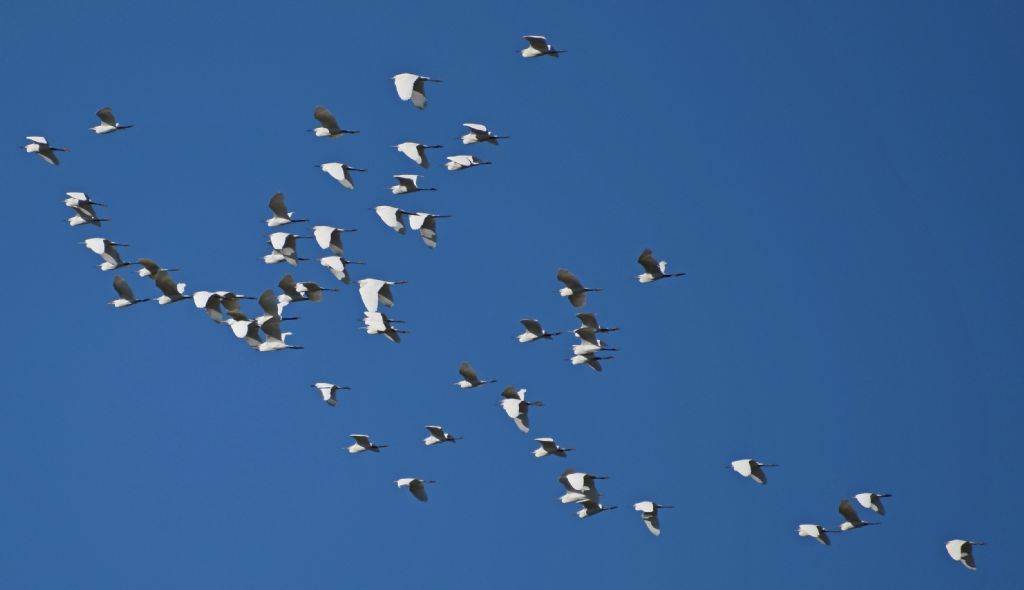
[2,1,1022,587]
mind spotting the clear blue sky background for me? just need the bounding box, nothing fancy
[2,1,1022,588]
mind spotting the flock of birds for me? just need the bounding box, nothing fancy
[25,34,987,570]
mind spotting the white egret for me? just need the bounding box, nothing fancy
[637,248,685,283]
[153,270,190,304]
[395,142,443,168]
[568,353,612,372]
[266,193,307,227]
[408,212,451,249]
[373,205,411,234]
[66,194,108,227]
[946,539,985,570]
[90,107,133,134]
[500,386,543,433]
[317,162,366,190]
[83,238,134,271]
[576,499,616,519]
[363,311,406,343]
[279,274,337,303]
[556,269,601,308]
[559,469,607,503]
[533,437,573,458]
[348,434,387,454]
[357,278,406,313]
[390,174,436,195]
[571,339,617,356]
[312,225,356,256]
[521,35,565,58]
[460,123,509,145]
[193,291,225,322]
[257,318,302,352]
[575,312,619,335]
[797,524,834,546]
[445,155,491,171]
[730,459,778,485]
[455,362,496,389]
[854,492,892,515]
[311,105,358,138]
[396,478,435,502]
[265,232,309,266]
[24,136,67,165]
[136,258,179,279]
[320,256,363,284]
[393,73,441,109]
[517,319,561,343]
[633,501,674,536]
[312,382,350,407]
[423,425,461,446]
[110,276,149,307]
[838,499,879,531]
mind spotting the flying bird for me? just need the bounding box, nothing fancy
[347,434,387,454]
[396,478,434,502]
[838,499,879,531]
[393,73,441,109]
[576,499,616,519]
[730,459,778,485]
[797,524,834,546]
[557,269,601,308]
[395,142,443,168]
[460,123,509,145]
[320,256,363,284]
[568,353,612,372]
[408,212,450,249]
[90,107,133,134]
[312,382,350,406]
[279,274,337,303]
[559,469,607,504]
[574,312,619,335]
[633,501,674,536]
[390,174,436,195]
[533,437,573,458]
[363,311,407,343]
[153,270,190,304]
[24,136,67,165]
[264,232,309,266]
[455,362,496,389]
[517,319,561,343]
[373,205,411,234]
[311,105,358,138]
[500,386,543,433]
[110,276,149,307]
[266,193,308,227]
[136,258,179,279]
[257,318,302,352]
[637,248,685,283]
[423,425,461,446]
[521,35,565,58]
[854,492,892,515]
[83,238,133,271]
[358,278,406,313]
[445,155,491,171]
[946,539,985,570]
[317,162,366,190]
[65,193,108,226]
[312,225,356,256]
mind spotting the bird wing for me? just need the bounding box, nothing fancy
[513,413,530,433]
[112,276,135,300]
[311,225,335,251]
[749,463,768,484]
[637,248,661,275]
[393,73,417,101]
[410,78,428,109]
[643,513,662,536]
[458,362,478,383]
[412,215,437,248]
[575,312,598,329]
[278,273,297,294]
[557,268,583,290]
[350,434,370,447]
[568,292,587,308]
[524,35,549,51]
[313,105,340,131]
[96,107,117,126]
[409,480,429,502]
[394,174,418,189]
[358,280,382,312]
[261,318,284,341]
[520,319,544,336]
[377,284,395,308]
[447,155,475,167]
[153,271,181,298]
[268,193,289,219]
[396,142,425,166]
[500,398,521,419]
[574,327,600,345]
[268,232,291,251]
[500,386,522,400]
[26,136,47,144]
[257,289,278,316]
[425,425,446,439]
[838,499,861,524]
